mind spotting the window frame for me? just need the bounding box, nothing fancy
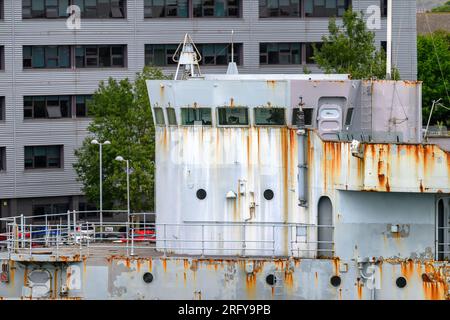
[193,0,241,18]
[144,0,189,18]
[259,0,302,18]
[216,107,250,127]
[153,107,166,126]
[24,145,63,170]
[254,107,287,126]
[75,45,126,68]
[166,107,178,126]
[304,0,351,18]
[23,45,71,69]
[180,107,213,126]
[0,97,4,121]
[23,96,72,119]
[0,147,5,172]
[260,42,302,65]
[292,107,314,127]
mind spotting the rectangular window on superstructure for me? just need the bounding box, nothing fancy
[193,0,240,17]
[304,0,351,17]
[75,45,126,68]
[292,108,313,126]
[217,107,249,126]
[144,0,188,18]
[181,108,212,125]
[0,97,4,121]
[166,107,177,125]
[0,147,5,171]
[22,0,70,19]
[145,43,241,66]
[24,96,71,119]
[23,46,71,69]
[260,43,301,65]
[24,145,63,169]
[73,0,126,18]
[259,0,301,18]
[153,107,165,125]
[254,108,286,125]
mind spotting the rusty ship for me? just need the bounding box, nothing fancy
[0,34,449,300]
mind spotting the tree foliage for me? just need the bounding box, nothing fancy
[73,66,170,212]
[431,1,450,12]
[313,9,398,80]
[418,30,450,126]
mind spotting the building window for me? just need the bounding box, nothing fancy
[22,0,71,19]
[74,0,126,18]
[0,0,3,19]
[217,107,249,126]
[381,0,387,17]
[145,43,241,66]
[259,0,301,18]
[145,44,178,66]
[0,97,4,121]
[305,42,321,64]
[76,95,92,117]
[381,41,387,52]
[144,0,188,18]
[260,43,301,65]
[25,145,63,169]
[181,108,212,125]
[24,96,71,119]
[193,0,240,17]
[0,147,5,171]
[33,203,69,216]
[75,45,126,68]
[23,46,71,69]
[0,46,4,70]
[304,0,351,17]
[254,108,286,125]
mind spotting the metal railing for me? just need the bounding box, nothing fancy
[0,211,334,259]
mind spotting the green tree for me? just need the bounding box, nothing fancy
[431,1,450,12]
[73,66,170,212]
[418,30,450,126]
[313,9,397,80]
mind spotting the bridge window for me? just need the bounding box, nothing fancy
[166,107,177,125]
[181,107,212,125]
[217,107,248,126]
[292,108,313,126]
[345,107,354,126]
[153,107,165,125]
[254,108,286,126]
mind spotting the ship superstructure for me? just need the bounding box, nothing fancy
[0,36,449,300]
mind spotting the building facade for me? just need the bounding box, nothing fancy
[0,0,417,217]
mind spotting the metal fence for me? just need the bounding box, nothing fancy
[0,211,334,259]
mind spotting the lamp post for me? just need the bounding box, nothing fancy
[115,156,132,255]
[91,139,111,239]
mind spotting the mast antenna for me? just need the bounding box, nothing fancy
[173,33,202,80]
[226,30,239,75]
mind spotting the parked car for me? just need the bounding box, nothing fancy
[69,222,95,243]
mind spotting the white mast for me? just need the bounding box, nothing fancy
[226,30,239,75]
[386,0,392,79]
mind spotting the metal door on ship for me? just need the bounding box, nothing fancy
[317,103,343,140]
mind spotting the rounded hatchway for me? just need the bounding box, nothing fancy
[143,272,154,283]
[196,189,207,200]
[263,189,274,201]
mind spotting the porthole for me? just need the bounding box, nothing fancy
[143,272,154,283]
[396,276,407,288]
[330,275,341,287]
[263,189,274,200]
[196,189,207,200]
[266,274,276,286]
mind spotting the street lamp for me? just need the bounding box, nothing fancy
[115,155,133,255]
[91,139,111,238]
[114,156,130,216]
